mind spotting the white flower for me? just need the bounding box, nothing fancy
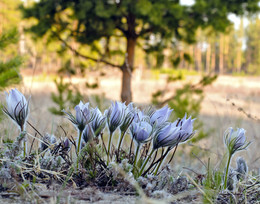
[106,101,126,133]
[3,89,29,130]
[91,107,106,137]
[150,105,173,126]
[224,127,250,155]
[130,121,153,144]
[63,101,92,132]
[153,114,195,149]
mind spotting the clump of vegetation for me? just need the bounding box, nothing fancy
[0,88,259,203]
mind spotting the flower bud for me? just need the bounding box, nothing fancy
[130,121,152,144]
[91,107,106,137]
[63,101,92,132]
[224,127,250,155]
[106,101,126,133]
[3,89,29,130]
[150,105,173,126]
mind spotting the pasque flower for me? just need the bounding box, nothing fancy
[173,114,196,143]
[130,120,153,171]
[106,101,126,165]
[63,101,93,165]
[150,105,173,126]
[63,101,92,132]
[153,123,182,149]
[130,121,152,144]
[91,107,106,137]
[3,88,29,131]
[153,115,195,149]
[224,127,250,155]
[106,101,126,134]
[3,89,29,158]
[82,124,95,144]
[223,127,250,189]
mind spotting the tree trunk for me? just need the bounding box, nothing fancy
[219,34,224,74]
[211,43,216,73]
[121,37,136,104]
[206,42,211,73]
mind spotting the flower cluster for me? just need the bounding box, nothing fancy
[2,88,196,175]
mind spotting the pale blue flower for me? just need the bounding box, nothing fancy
[153,123,182,149]
[150,105,173,126]
[91,107,106,137]
[3,88,29,130]
[120,103,136,133]
[63,138,71,152]
[224,127,250,155]
[82,124,95,143]
[130,121,152,144]
[172,114,196,143]
[106,101,126,133]
[63,101,92,131]
[153,114,195,149]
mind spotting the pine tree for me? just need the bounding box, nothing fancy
[0,28,22,89]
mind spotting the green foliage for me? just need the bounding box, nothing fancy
[0,28,22,90]
[21,0,259,64]
[49,77,82,115]
[203,159,224,202]
[152,75,217,147]
[245,18,260,75]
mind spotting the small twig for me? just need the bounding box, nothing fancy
[100,133,108,155]
[26,121,43,138]
[29,133,37,155]
[168,144,179,164]
[228,99,260,122]
[191,152,207,168]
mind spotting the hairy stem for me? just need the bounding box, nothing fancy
[224,153,232,189]
[107,132,113,165]
[139,149,155,177]
[133,144,140,170]
[21,126,26,158]
[117,131,126,153]
[76,131,83,169]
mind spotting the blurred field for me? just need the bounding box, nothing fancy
[1,68,260,170]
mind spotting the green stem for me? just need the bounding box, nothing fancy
[21,126,26,158]
[76,131,83,169]
[133,144,140,169]
[224,153,232,189]
[139,149,155,177]
[117,131,126,153]
[23,140,26,158]
[107,132,113,165]
[154,151,166,175]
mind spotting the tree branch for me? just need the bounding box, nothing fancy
[53,32,122,69]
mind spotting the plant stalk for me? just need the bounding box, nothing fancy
[224,153,232,189]
[21,126,26,158]
[76,131,83,169]
[139,149,155,176]
[117,131,126,153]
[133,144,140,169]
[107,132,113,165]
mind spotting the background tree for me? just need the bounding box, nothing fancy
[0,0,23,89]
[21,0,260,103]
[244,17,260,75]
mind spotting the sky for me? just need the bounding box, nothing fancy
[180,0,248,29]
